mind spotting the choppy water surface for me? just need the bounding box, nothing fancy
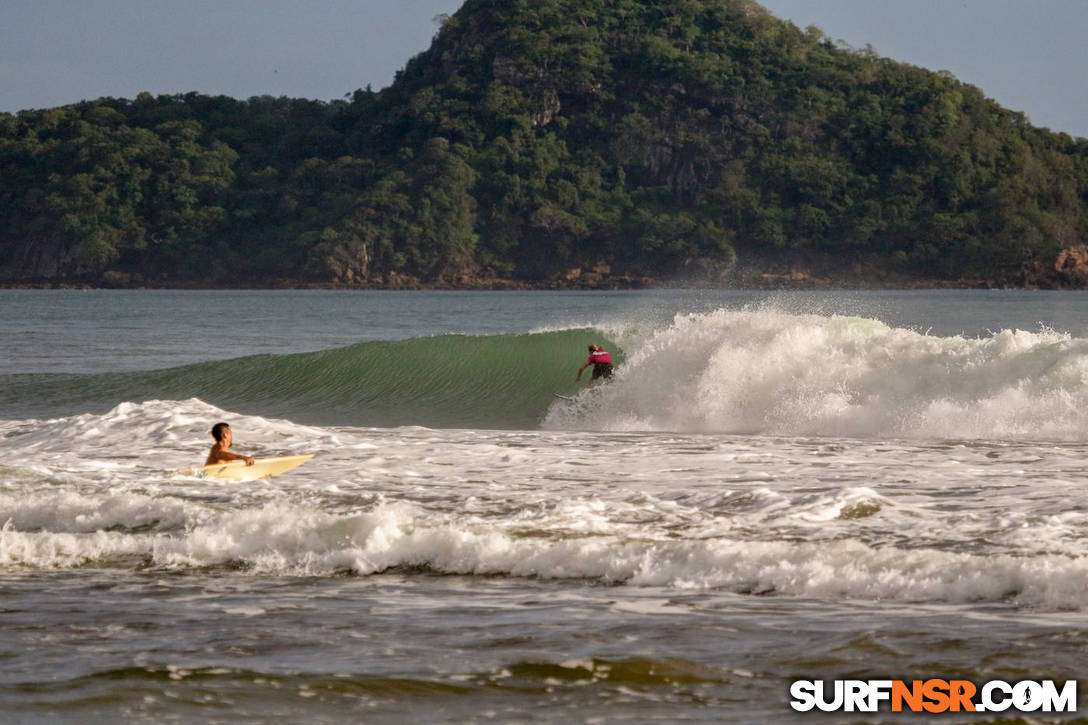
[1,289,1087,723]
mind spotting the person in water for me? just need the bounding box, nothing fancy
[576,344,614,385]
[206,422,256,466]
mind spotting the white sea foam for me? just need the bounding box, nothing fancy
[0,524,151,568]
[546,308,1088,439]
[0,398,340,468]
[3,496,1087,609]
[0,490,191,533]
[0,476,1083,605]
[2,374,1087,612]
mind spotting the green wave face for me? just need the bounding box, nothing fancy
[0,330,620,429]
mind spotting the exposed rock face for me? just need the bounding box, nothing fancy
[322,240,371,284]
[531,90,561,127]
[1019,245,1088,288]
[1054,245,1088,284]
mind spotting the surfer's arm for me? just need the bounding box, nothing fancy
[576,360,591,381]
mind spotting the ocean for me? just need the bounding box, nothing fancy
[1,288,1087,723]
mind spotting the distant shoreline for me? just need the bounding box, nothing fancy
[2,272,1081,291]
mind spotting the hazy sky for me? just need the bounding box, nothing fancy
[1,0,1085,138]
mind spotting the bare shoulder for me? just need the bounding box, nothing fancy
[206,444,226,465]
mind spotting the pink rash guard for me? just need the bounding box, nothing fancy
[587,350,612,365]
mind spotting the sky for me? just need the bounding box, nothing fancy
[1,0,1085,138]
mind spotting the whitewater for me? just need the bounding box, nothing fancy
[1,289,1086,723]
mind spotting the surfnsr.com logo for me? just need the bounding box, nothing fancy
[789,679,1077,713]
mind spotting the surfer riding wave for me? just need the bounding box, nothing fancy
[576,344,613,385]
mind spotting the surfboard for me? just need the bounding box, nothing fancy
[177,454,314,482]
[553,393,576,401]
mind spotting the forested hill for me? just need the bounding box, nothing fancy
[3,0,1088,288]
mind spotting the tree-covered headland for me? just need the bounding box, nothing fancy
[2,0,1087,288]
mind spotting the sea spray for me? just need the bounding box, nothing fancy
[550,308,1088,439]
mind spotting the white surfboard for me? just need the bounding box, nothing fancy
[553,393,576,401]
[177,454,314,482]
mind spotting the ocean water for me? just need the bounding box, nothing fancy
[1,288,1087,723]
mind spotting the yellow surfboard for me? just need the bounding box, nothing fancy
[177,454,314,482]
